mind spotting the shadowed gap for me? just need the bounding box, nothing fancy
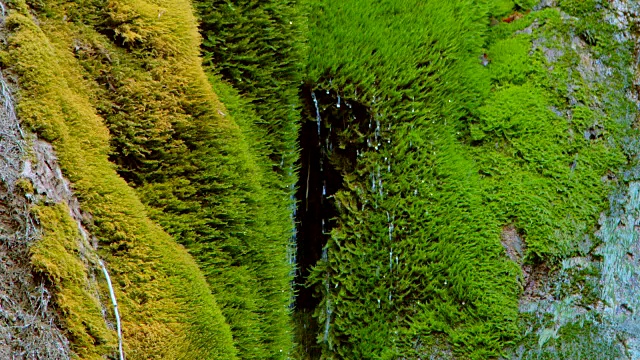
[294,84,370,356]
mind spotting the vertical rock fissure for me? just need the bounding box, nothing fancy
[294,84,371,355]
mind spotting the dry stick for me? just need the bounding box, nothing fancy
[99,260,124,360]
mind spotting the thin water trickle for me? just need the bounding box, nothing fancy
[371,172,376,191]
[311,90,322,136]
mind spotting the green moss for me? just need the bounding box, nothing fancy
[481,2,637,355]
[489,0,516,17]
[514,0,538,10]
[31,204,116,359]
[5,6,237,359]
[488,36,535,85]
[558,0,600,17]
[515,320,622,359]
[472,6,627,262]
[303,0,521,358]
[194,0,306,174]
[12,0,296,356]
[299,0,635,357]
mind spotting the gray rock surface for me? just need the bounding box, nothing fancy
[511,1,640,358]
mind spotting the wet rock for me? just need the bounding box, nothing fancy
[534,0,557,11]
[501,224,526,265]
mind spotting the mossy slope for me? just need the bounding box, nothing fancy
[30,204,116,359]
[195,0,306,173]
[481,2,638,357]
[12,0,297,356]
[4,3,237,358]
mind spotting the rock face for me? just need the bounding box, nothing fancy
[510,1,640,358]
[0,72,71,358]
[0,68,114,358]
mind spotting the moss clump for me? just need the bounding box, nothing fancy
[488,36,536,85]
[558,0,600,17]
[14,177,34,195]
[5,5,237,358]
[30,203,115,359]
[515,320,622,359]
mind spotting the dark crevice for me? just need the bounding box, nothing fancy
[294,84,371,354]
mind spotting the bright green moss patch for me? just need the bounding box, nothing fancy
[558,0,599,17]
[301,0,635,357]
[472,6,627,262]
[490,0,517,18]
[5,5,237,358]
[488,36,536,85]
[30,203,115,359]
[480,2,637,355]
[304,0,520,358]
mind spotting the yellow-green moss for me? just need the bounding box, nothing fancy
[5,7,237,359]
[15,177,34,195]
[29,0,295,355]
[30,203,115,359]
